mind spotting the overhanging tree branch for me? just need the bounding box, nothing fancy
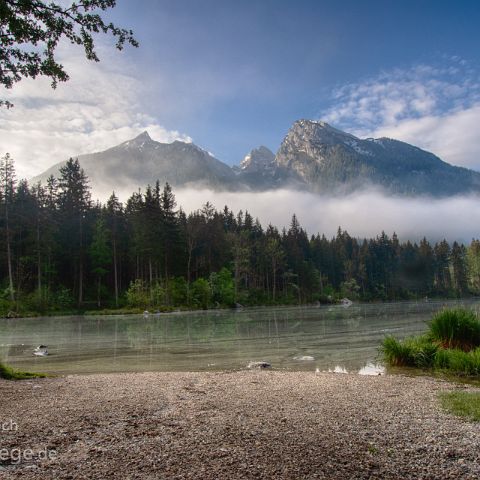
[0,0,138,106]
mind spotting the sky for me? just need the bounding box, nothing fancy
[1,0,480,181]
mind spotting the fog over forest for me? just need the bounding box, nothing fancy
[106,186,480,244]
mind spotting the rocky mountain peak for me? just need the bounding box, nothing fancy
[286,119,358,146]
[132,130,152,142]
[240,146,275,172]
[121,130,154,149]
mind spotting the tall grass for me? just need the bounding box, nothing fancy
[381,336,437,368]
[0,361,46,380]
[429,308,480,351]
[381,308,480,377]
[434,348,480,376]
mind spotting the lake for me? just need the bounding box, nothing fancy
[1,300,478,375]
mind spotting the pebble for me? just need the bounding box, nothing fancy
[0,372,479,479]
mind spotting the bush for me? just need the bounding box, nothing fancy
[429,308,480,351]
[191,278,211,309]
[53,286,75,310]
[168,277,188,306]
[150,282,165,307]
[22,290,49,314]
[125,279,149,308]
[0,362,46,380]
[210,268,235,306]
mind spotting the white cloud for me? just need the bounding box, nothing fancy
[323,59,480,170]
[0,46,191,179]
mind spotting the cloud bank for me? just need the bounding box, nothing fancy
[322,58,480,170]
[129,188,479,244]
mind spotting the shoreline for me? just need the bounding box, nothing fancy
[1,371,479,479]
[2,296,479,321]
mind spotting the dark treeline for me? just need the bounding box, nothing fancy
[1,155,480,315]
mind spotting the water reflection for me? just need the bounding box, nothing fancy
[0,300,478,375]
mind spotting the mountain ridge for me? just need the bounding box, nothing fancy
[31,120,480,197]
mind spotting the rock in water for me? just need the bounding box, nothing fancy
[247,361,271,369]
[33,345,48,357]
[293,355,315,361]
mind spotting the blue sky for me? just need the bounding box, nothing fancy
[1,0,480,178]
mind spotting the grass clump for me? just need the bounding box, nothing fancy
[381,308,480,378]
[381,335,437,368]
[0,361,46,380]
[429,308,480,351]
[381,336,415,367]
[434,348,480,376]
[440,391,480,421]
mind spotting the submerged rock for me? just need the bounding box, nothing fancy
[293,355,315,361]
[247,361,271,369]
[33,345,48,357]
[340,298,353,307]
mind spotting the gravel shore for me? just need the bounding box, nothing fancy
[0,371,479,479]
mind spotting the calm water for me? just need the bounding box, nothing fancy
[1,300,478,375]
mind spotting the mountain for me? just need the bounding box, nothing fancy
[31,121,480,197]
[234,146,279,189]
[31,131,240,193]
[275,120,480,196]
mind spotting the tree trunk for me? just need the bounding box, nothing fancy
[37,215,42,297]
[5,201,14,302]
[187,241,193,305]
[78,214,83,306]
[272,259,276,302]
[78,261,83,306]
[113,237,118,307]
[97,276,101,308]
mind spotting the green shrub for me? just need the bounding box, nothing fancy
[125,279,149,308]
[150,282,165,307]
[53,286,75,309]
[22,290,49,314]
[429,308,480,351]
[0,362,46,380]
[168,277,188,306]
[191,278,212,309]
[209,268,235,306]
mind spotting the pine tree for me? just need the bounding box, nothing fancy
[451,242,468,296]
[265,226,285,301]
[57,158,91,306]
[106,192,122,307]
[466,239,480,294]
[434,240,452,295]
[0,154,16,302]
[90,216,111,307]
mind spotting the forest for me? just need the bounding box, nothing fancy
[1,154,479,316]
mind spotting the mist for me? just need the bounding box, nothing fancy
[108,186,480,244]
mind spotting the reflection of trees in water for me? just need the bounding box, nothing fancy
[2,300,480,364]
